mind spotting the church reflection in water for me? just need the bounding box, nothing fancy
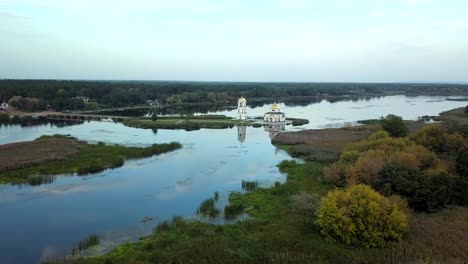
[263,123,286,139]
[237,125,246,144]
[237,124,286,145]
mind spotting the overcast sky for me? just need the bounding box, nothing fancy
[1,0,467,82]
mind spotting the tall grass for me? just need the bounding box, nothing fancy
[197,192,221,217]
[72,234,100,255]
[241,180,258,191]
[224,192,244,219]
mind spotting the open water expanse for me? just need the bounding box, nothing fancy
[0,95,465,264]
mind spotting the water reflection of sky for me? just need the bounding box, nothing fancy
[0,95,466,264]
[0,127,290,264]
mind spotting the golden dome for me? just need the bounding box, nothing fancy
[238,96,246,103]
[271,103,280,111]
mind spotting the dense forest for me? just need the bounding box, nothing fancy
[0,80,467,111]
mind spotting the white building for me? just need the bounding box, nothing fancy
[264,103,286,123]
[73,96,90,104]
[146,99,159,106]
[0,101,9,111]
[237,96,247,120]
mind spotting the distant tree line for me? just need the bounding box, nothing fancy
[0,80,467,111]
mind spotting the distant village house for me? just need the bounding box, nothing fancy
[146,99,159,106]
[0,101,9,111]
[73,96,90,104]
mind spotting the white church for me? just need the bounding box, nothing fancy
[237,96,247,120]
[263,103,286,123]
[237,96,286,123]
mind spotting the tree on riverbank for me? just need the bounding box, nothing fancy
[2,80,468,111]
[380,114,408,137]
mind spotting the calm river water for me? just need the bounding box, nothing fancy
[0,95,465,264]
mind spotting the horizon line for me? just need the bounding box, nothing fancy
[1,78,468,85]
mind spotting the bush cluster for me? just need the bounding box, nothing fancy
[325,126,465,212]
[315,184,409,248]
[412,125,466,154]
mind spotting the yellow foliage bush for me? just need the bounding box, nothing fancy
[315,184,409,248]
[326,131,438,186]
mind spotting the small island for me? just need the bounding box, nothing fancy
[0,135,182,184]
[123,115,255,130]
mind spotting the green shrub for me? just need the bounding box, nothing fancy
[379,165,456,212]
[454,147,468,206]
[380,114,408,137]
[411,125,447,152]
[456,147,468,178]
[315,184,409,248]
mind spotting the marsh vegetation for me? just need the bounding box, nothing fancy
[197,192,221,218]
[72,234,100,255]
